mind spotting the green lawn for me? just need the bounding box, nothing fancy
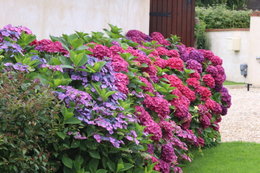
[223,81,245,85]
[183,142,260,173]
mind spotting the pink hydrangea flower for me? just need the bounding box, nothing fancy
[143,95,170,119]
[139,76,155,93]
[186,78,200,89]
[151,32,170,46]
[91,44,112,59]
[167,58,184,71]
[114,73,129,94]
[202,74,215,88]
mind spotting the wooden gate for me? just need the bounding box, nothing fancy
[149,0,195,47]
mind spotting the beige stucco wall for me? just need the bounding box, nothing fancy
[207,30,250,83]
[0,0,150,39]
[247,16,260,86]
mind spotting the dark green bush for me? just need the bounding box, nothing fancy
[0,72,63,172]
[195,20,210,49]
[196,0,248,10]
[196,5,251,29]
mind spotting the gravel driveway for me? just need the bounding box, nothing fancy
[220,86,260,143]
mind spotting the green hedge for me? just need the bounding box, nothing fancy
[196,5,251,29]
[196,0,248,10]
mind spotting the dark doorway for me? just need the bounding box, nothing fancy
[149,0,195,47]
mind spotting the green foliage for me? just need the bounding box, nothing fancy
[0,72,63,172]
[195,4,251,49]
[195,20,210,49]
[196,0,248,10]
[196,5,251,29]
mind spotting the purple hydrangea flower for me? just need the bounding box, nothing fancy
[186,59,202,73]
[189,49,204,63]
[4,62,29,72]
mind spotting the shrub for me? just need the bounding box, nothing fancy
[196,5,251,29]
[0,71,62,172]
[195,19,210,49]
[0,24,231,173]
[196,0,248,10]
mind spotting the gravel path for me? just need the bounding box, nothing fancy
[220,86,260,143]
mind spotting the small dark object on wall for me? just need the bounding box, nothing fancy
[240,64,248,78]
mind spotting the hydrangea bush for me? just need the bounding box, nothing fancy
[0,24,231,173]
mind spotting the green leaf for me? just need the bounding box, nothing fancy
[62,155,73,169]
[96,169,108,173]
[64,117,81,124]
[141,63,149,68]
[107,159,116,172]
[56,132,66,140]
[74,155,84,170]
[120,163,134,172]
[116,158,124,172]
[93,61,106,72]
[85,65,96,73]
[71,38,84,49]
[89,150,101,159]
[70,51,88,67]
[88,159,99,173]
[59,56,73,65]
[60,65,74,69]
[77,54,88,67]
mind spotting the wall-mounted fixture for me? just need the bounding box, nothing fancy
[232,37,241,52]
[240,64,248,78]
[225,37,241,52]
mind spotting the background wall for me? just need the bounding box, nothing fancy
[206,12,260,86]
[207,29,250,83]
[247,15,260,86]
[0,0,150,39]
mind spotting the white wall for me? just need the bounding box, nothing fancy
[207,30,250,83]
[0,0,150,39]
[248,16,260,86]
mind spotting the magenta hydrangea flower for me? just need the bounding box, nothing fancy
[167,58,184,71]
[153,56,168,68]
[179,85,196,101]
[111,55,129,72]
[91,44,112,59]
[167,49,180,58]
[186,78,200,89]
[32,39,68,54]
[161,143,177,163]
[143,95,170,119]
[202,74,215,88]
[206,65,218,77]
[196,86,212,101]
[139,76,155,93]
[126,30,151,44]
[156,47,169,56]
[205,99,222,114]
[200,113,211,128]
[114,73,129,94]
[151,32,170,46]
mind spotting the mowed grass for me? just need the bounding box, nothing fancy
[224,81,245,85]
[183,142,260,173]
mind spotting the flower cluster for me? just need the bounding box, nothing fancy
[0,25,231,173]
[31,39,68,54]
